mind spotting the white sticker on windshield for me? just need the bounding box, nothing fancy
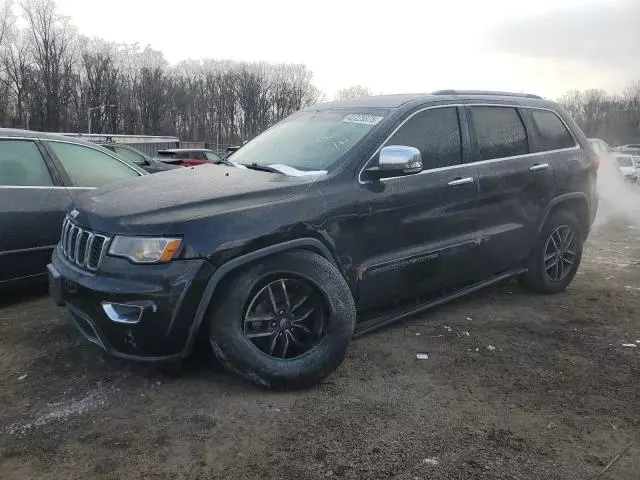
[342,114,383,126]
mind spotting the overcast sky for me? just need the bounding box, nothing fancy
[55,0,639,99]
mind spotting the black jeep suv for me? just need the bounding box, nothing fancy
[48,91,598,389]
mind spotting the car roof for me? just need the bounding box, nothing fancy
[0,128,109,149]
[311,90,549,110]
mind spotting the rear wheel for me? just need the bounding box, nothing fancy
[518,210,584,294]
[208,250,356,390]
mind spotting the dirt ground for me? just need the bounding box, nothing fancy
[1,219,639,480]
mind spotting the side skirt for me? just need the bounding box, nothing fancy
[353,268,526,338]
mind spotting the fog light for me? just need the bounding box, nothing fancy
[101,302,143,324]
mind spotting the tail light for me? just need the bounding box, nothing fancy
[592,154,600,169]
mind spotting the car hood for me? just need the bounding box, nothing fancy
[73,165,320,234]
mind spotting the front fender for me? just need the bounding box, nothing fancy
[181,238,339,357]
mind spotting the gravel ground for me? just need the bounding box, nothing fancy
[0,219,639,480]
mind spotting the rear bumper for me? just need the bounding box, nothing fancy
[49,246,215,361]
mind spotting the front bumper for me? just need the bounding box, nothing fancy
[49,245,215,362]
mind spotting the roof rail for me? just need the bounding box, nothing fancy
[432,89,542,100]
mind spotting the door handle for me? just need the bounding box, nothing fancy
[529,163,550,172]
[447,177,474,186]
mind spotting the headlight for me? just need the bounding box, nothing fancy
[108,236,182,264]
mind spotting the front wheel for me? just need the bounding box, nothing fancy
[518,210,584,294]
[208,250,356,390]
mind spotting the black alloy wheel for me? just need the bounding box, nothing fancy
[543,225,578,282]
[243,277,327,359]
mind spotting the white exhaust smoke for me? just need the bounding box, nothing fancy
[593,151,640,228]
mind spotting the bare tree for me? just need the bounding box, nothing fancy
[0,0,14,50]
[1,29,32,127]
[0,0,365,147]
[335,85,372,101]
[21,0,76,131]
[559,87,640,145]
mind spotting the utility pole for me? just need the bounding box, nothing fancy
[87,104,115,134]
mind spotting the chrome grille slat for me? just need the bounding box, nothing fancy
[73,227,83,264]
[83,232,94,265]
[59,216,111,271]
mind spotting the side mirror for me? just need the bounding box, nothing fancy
[365,146,423,180]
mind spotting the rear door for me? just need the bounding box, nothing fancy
[0,138,72,284]
[469,105,559,275]
[355,106,480,306]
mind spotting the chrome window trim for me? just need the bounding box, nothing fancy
[0,185,96,189]
[46,138,146,176]
[0,136,39,141]
[358,103,580,185]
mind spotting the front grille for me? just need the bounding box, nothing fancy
[60,217,111,271]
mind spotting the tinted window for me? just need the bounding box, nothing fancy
[0,140,53,186]
[49,142,140,188]
[113,146,147,165]
[530,110,575,152]
[471,107,528,160]
[190,151,206,160]
[157,151,178,159]
[385,107,462,169]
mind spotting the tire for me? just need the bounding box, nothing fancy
[518,210,584,294]
[208,250,356,390]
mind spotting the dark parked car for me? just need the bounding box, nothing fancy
[99,143,180,173]
[155,148,221,167]
[49,91,598,389]
[0,129,146,288]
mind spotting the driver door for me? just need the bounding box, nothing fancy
[354,106,481,306]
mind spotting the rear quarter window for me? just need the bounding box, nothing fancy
[529,110,575,152]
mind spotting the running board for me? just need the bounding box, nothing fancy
[353,268,526,338]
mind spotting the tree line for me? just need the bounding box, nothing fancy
[559,82,640,146]
[0,0,322,146]
[1,0,639,149]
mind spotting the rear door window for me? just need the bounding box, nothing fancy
[48,141,140,188]
[0,140,54,186]
[470,106,528,160]
[529,110,575,152]
[385,107,462,170]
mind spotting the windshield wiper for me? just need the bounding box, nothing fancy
[215,158,236,167]
[240,163,284,174]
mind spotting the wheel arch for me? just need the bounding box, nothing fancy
[537,193,591,239]
[181,238,340,357]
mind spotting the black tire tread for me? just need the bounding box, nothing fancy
[518,209,584,294]
[208,250,356,390]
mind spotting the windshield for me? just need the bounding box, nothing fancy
[229,109,388,171]
[114,146,147,165]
